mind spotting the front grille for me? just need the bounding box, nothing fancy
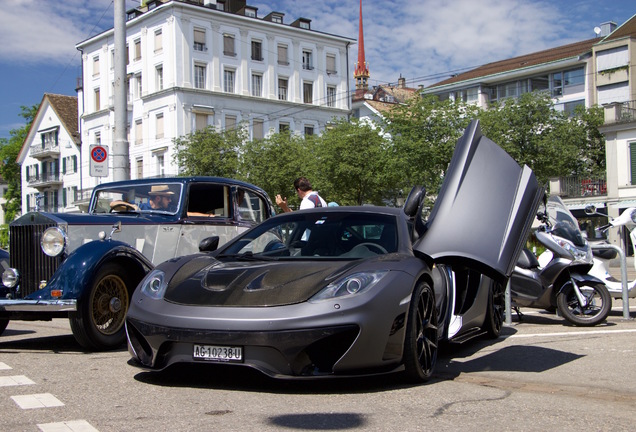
[9,223,62,298]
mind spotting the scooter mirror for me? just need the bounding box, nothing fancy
[584,204,597,215]
[630,209,636,224]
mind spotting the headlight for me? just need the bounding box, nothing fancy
[555,237,589,263]
[309,270,388,302]
[41,227,66,257]
[2,268,19,288]
[141,269,167,300]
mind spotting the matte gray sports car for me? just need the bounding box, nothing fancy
[126,121,542,382]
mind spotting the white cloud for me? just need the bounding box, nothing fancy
[0,0,135,64]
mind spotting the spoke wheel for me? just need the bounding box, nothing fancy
[483,280,504,338]
[90,274,128,335]
[69,262,132,350]
[556,282,611,326]
[403,281,439,383]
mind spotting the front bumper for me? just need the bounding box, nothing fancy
[126,317,361,377]
[0,299,77,313]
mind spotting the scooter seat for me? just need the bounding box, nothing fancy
[517,248,540,269]
[591,247,617,260]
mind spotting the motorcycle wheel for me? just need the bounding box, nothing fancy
[556,282,611,326]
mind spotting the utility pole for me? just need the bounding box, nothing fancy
[113,0,130,181]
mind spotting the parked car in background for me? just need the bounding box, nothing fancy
[126,121,542,383]
[0,177,274,350]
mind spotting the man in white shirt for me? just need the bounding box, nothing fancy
[276,176,327,212]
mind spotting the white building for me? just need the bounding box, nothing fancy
[18,94,81,214]
[75,0,354,190]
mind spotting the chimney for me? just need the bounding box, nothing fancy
[398,76,406,88]
[598,21,617,37]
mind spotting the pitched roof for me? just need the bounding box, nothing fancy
[45,93,79,144]
[603,13,636,41]
[428,38,598,89]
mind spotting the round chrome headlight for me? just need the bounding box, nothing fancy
[2,268,19,288]
[41,227,66,257]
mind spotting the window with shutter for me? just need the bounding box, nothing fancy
[630,142,636,185]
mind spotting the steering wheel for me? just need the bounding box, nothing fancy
[351,242,388,254]
[110,201,138,212]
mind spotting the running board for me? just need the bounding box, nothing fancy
[449,327,485,344]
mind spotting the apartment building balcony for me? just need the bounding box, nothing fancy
[604,100,636,125]
[550,176,607,199]
[27,173,63,189]
[30,142,60,159]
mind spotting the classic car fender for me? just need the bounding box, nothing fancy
[27,239,153,302]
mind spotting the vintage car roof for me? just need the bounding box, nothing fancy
[92,176,268,194]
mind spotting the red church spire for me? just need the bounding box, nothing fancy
[354,0,369,90]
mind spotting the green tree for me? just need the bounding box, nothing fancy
[172,126,245,177]
[382,94,481,196]
[240,130,312,210]
[478,92,605,184]
[312,118,391,205]
[0,104,38,247]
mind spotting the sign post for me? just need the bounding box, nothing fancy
[89,144,109,177]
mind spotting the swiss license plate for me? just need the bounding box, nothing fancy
[193,344,243,363]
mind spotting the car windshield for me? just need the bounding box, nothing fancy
[91,182,183,215]
[219,212,399,259]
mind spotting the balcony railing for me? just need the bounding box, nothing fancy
[552,176,607,198]
[30,142,60,158]
[604,100,636,125]
[27,173,63,188]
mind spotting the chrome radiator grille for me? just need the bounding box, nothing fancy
[9,223,62,298]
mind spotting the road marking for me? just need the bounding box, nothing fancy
[0,375,35,387]
[11,393,65,409]
[37,420,100,432]
[509,328,636,339]
[0,362,12,370]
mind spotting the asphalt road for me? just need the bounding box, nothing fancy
[0,302,635,432]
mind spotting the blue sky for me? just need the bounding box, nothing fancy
[1,0,634,140]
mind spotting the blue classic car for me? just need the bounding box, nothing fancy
[0,177,274,350]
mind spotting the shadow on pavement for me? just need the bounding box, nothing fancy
[0,333,126,354]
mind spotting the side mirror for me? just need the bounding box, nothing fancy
[199,236,220,252]
[403,186,426,217]
[584,204,597,215]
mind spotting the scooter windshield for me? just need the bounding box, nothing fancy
[546,196,586,247]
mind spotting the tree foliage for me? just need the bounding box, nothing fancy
[0,104,38,247]
[381,95,481,195]
[477,92,605,184]
[171,92,605,213]
[313,118,391,205]
[240,131,311,209]
[172,126,245,178]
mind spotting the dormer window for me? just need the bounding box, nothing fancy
[244,7,257,18]
[272,14,283,24]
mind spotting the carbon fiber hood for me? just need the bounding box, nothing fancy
[164,258,357,307]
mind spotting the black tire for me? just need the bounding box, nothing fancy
[403,281,439,383]
[0,319,8,335]
[482,280,504,338]
[556,282,611,326]
[69,262,131,350]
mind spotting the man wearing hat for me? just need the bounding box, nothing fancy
[139,185,176,212]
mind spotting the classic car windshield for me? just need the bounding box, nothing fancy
[220,212,398,259]
[91,182,183,215]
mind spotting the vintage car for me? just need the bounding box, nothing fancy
[126,121,543,382]
[0,177,274,350]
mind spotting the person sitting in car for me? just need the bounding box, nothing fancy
[138,185,177,212]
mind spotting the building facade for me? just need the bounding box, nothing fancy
[75,0,353,190]
[18,94,81,214]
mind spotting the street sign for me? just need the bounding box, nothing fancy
[89,144,109,177]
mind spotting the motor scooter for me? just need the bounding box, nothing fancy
[510,195,611,326]
[585,205,636,299]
